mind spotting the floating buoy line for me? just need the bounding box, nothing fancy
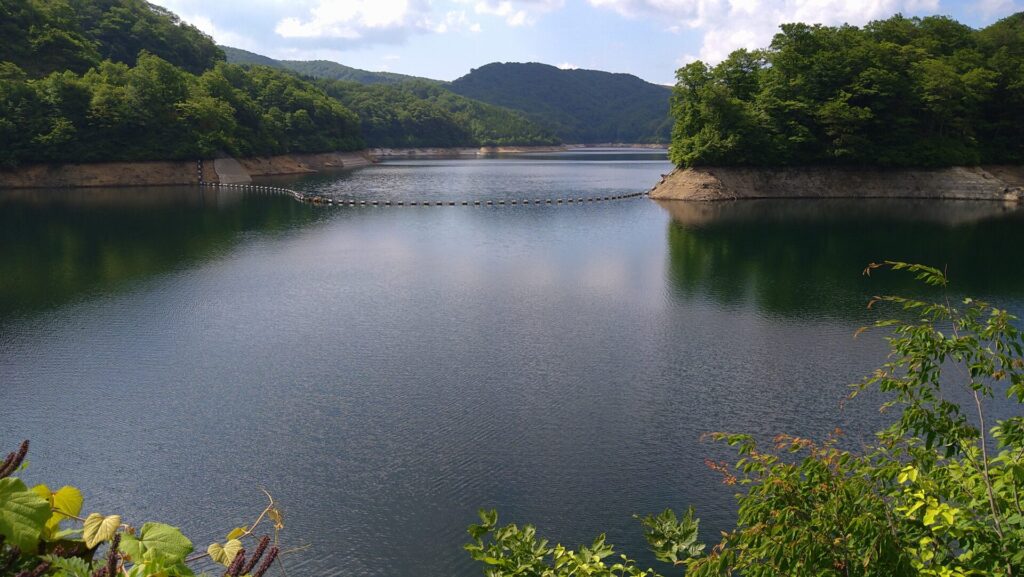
[198,180,649,207]
[197,159,650,207]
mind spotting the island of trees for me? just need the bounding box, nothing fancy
[671,12,1024,168]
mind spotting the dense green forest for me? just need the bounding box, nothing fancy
[671,12,1024,167]
[0,0,364,167]
[0,0,222,75]
[223,47,559,147]
[319,79,558,148]
[0,0,558,168]
[222,46,434,86]
[449,62,672,143]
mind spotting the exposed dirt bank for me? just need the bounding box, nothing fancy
[0,151,374,189]
[568,143,667,149]
[649,166,1024,203]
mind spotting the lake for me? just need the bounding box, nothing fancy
[2,150,1023,576]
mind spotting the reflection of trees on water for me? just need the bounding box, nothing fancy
[661,199,1024,317]
[0,187,321,318]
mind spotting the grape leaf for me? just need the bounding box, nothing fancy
[207,539,243,566]
[0,478,50,551]
[120,522,193,563]
[83,513,121,548]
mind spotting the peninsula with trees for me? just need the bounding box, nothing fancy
[651,12,1024,201]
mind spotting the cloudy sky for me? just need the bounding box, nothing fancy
[151,0,1021,84]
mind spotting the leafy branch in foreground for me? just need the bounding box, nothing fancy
[467,261,1024,577]
[0,441,284,577]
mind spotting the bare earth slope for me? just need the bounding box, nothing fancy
[649,166,1024,202]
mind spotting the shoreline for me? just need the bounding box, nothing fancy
[0,145,667,189]
[649,165,1024,203]
[0,151,374,190]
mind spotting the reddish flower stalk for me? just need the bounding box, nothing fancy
[223,547,246,577]
[0,440,29,478]
[251,546,279,577]
[241,536,271,575]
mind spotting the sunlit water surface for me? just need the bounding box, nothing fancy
[2,150,1023,576]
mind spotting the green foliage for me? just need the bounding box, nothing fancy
[0,56,365,166]
[465,510,657,577]
[670,12,1024,167]
[468,262,1024,576]
[321,79,559,148]
[449,62,671,144]
[220,45,436,86]
[0,441,284,577]
[0,0,223,77]
[0,477,51,551]
[637,509,703,565]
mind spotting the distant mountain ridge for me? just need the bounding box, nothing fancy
[221,46,434,85]
[449,62,672,144]
[221,48,671,144]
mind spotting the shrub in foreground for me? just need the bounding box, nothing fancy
[467,262,1024,576]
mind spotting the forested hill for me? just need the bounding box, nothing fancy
[671,12,1024,168]
[448,62,672,144]
[221,46,433,86]
[0,0,223,75]
[319,80,558,148]
[0,0,364,166]
[0,0,558,168]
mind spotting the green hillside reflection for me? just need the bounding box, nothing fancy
[0,187,319,318]
[661,199,1024,317]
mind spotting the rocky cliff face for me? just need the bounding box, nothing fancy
[649,166,1024,203]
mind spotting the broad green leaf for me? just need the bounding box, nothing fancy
[225,526,247,541]
[0,477,50,551]
[39,485,84,534]
[207,538,243,566]
[52,486,83,518]
[119,522,193,563]
[83,513,121,548]
[32,483,52,501]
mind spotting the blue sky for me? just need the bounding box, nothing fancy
[151,0,1022,85]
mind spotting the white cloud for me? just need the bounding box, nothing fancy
[972,0,1020,16]
[557,62,578,69]
[275,0,438,39]
[274,0,482,41]
[586,0,942,63]
[471,0,564,26]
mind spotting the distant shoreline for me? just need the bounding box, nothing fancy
[649,166,1024,203]
[0,145,667,189]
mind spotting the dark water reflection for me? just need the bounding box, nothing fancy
[662,199,1024,317]
[0,187,321,318]
[2,156,1023,577]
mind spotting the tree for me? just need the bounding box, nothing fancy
[668,13,1024,168]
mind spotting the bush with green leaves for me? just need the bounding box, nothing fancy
[0,442,284,577]
[467,261,1024,576]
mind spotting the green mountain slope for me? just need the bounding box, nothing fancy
[448,62,672,144]
[0,1,363,166]
[320,80,558,147]
[0,0,223,76]
[221,46,433,85]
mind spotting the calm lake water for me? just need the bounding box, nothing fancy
[2,150,1023,576]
